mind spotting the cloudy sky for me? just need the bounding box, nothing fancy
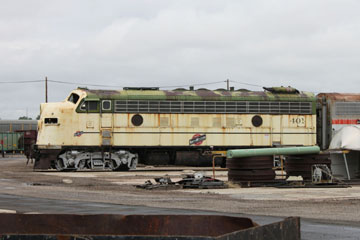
[1,0,360,119]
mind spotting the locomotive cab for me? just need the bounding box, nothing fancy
[37,90,86,148]
[36,89,138,171]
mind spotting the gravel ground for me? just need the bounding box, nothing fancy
[1,156,360,227]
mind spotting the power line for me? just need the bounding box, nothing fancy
[0,79,265,89]
[0,78,320,97]
[0,79,228,89]
[48,80,123,88]
[0,80,43,84]
[159,81,226,89]
[0,79,121,87]
[49,80,230,89]
[229,80,263,88]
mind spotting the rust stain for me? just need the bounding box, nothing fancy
[317,93,360,101]
[305,115,310,128]
[248,127,254,146]
[218,90,232,96]
[165,90,191,97]
[174,114,179,127]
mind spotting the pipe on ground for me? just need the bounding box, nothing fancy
[227,146,320,159]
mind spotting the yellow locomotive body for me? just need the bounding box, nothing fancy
[35,87,316,170]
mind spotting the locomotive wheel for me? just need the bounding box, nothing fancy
[77,160,86,170]
[114,165,130,171]
[55,159,66,171]
[226,156,273,170]
[109,160,121,171]
[228,169,276,181]
[108,160,130,171]
[55,158,76,172]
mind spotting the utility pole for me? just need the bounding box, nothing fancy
[226,79,229,91]
[45,76,48,103]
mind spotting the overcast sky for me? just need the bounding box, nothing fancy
[1,0,360,119]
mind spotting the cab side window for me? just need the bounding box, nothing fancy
[79,101,99,112]
[88,101,98,111]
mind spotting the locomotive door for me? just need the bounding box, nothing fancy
[100,100,113,146]
[271,115,282,144]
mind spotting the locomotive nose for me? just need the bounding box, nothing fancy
[39,102,62,126]
[40,103,44,115]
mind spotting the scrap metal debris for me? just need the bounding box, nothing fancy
[179,172,226,189]
[136,176,181,190]
[312,164,333,184]
[136,172,227,190]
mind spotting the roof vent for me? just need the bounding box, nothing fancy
[77,87,89,90]
[236,88,250,92]
[173,88,187,91]
[263,86,299,94]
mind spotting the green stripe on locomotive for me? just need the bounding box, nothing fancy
[83,89,315,101]
[80,88,316,114]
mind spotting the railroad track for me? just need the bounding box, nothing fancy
[34,166,229,173]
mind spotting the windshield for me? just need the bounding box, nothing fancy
[68,93,80,104]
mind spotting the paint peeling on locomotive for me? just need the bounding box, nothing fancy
[35,87,317,170]
[83,88,315,102]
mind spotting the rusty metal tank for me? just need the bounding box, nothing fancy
[0,213,300,240]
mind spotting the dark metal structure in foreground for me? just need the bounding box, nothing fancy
[226,147,330,182]
[227,156,276,181]
[0,214,300,240]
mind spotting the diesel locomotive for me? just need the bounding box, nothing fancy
[34,86,317,171]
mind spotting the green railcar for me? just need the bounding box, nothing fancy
[0,132,24,152]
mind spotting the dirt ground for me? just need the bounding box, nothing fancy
[1,155,360,226]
